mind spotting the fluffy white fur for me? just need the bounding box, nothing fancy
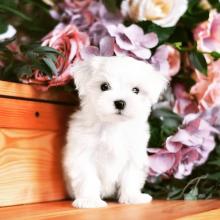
[63,56,167,208]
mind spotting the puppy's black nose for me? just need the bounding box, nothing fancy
[114,100,126,110]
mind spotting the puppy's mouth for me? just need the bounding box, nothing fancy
[116,110,124,116]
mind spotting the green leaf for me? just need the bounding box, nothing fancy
[20,43,44,53]
[22,0,50,13]
[26,51,38,60]
[208,0,220,8]
[33,46,63,57]
[188,0,200,14]
[0,17,8,34]
[139,21,175,43]
[214,142,220,155]
[16,65,33,78]
[173,42,183,50]
[102,0,118,13]
[208,160,220,166]
[151,108,182,121]
[45,53,57,63]
[31,60,52,77]
[210,51,220,59]
[172,41,194,52]
[180,0,209,28]
[184,187,198,200]
[149,24,175,43]
[148,117,163,147]
[169,26,189,45]
[42,57,58,76]
[168,188,182,200]
[148,108,182,147]
[0,4,31,21]
[0,0,17,11]
[207,172,220,180]
[189,51,207,75]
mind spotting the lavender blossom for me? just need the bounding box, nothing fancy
[50,0,122,46]
[148,106,220,179]
[106,24,158,60]
[50,1,95,32]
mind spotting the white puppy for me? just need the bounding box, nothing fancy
[63,56,167,208]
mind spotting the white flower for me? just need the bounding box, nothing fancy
[121,0,188,27]
[42,0,54,6]
[0,24,16,43]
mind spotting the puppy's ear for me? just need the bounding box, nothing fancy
[71,60,94,96]
[70,57,101,97]
[70,61,90,96]
[144,64,169,104]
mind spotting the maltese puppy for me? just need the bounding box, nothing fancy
[63,56,167,208]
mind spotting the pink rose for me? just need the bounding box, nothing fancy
[173,83,198,116]
[151,44,181,78]
[22,24,90,87]
[190,60,220,110]
[194,10,220,53]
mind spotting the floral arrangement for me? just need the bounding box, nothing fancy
[1,0,220,200]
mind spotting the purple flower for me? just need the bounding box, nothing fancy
[87,1,122,45]
[106,24,158,60]
[148,106,220,179]
[80,36,115,59]
[50,1,122,46]
[49,1,95,31]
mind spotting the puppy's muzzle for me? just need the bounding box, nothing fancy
[114,100,126,110]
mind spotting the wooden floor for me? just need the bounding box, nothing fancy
[1,200,220,220]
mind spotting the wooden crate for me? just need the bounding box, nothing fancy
[0,81,79,207]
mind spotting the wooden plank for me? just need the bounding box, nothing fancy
[0,129,68,206]
[0,97,75,130]
[1,200,220,220]
[177,209,220,220]
[0,80,78,104]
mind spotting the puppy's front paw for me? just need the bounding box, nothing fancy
[119,193,152,204]
[73,198,108,208]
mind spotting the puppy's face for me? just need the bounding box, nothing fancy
[72,56,167,122]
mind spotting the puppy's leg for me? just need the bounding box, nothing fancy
[67,165,107,208]
[118,164,152,204]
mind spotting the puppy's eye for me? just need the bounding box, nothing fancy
[100,82,111,91]
[132,87,140,94]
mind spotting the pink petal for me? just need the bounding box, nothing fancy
[69,40,77,61]
[210,13,220,41]
[149,153,176,174]
[166,136,183,153]
[80,46,99,60]
[106,24,118,37]
[113,44,129,56]
[99,36,115,56]
[141,32,159,48]
[131,47,151,59]
[123,24,144,43]
[202,37,220,52]
[115,33,134,50]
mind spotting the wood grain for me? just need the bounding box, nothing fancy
[0,97,75,130]
[0,129,68,206]
[1,200,220,220]
[178,208,220,220]
[0,80,78,104]
[0,81,77,206]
